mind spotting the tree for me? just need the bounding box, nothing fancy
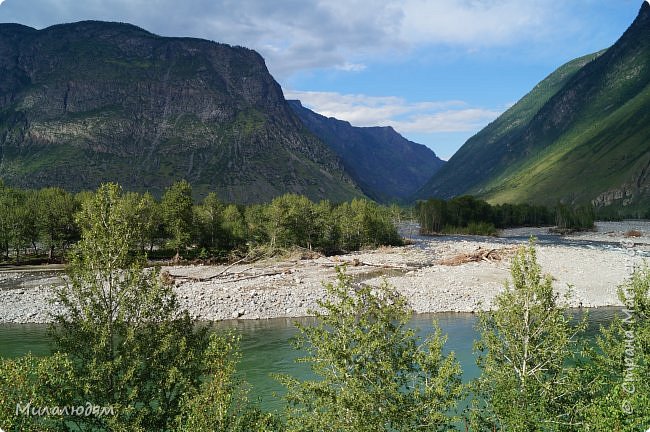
[470,240,587,431]
[175,332,282,431]
[0,186,24,260]
[0,353,75,431]
[264,194,317,251]
[160,180,194,259]
[243,204,267,248]
[333,202,360,251]
[280,266,463,432]
[37,187,79,261]
[575,265,650,431]
[139,192,162,252]
[195,192,226,251]
[50,183,209,431]
[222,204,247,250]
[312,200,338,253]
[22,190,42,255]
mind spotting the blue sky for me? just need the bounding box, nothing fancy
[0,0,644,159]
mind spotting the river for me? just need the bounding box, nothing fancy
[0,307,622,412]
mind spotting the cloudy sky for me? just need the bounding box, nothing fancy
[0,0,643,159]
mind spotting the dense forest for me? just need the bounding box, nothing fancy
[416,195,597,235]
[0,180,402,264]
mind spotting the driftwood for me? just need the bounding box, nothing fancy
[162,250,262,284]
[319,257,411,270]
[162,255,414,286]
[439,246,518,266]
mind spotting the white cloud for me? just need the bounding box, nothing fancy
[285,90,502,133]
[334,62,367,72]
[400,0,559,47]
[0,0,574,77]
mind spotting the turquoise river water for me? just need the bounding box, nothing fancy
[0,308,620,412]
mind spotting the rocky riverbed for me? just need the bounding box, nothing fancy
[1,221,648,323]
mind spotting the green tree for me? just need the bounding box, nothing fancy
[175,332,282,431]
[51,183,209,431]
[575,265,650,431]
[195,192,226,251]
[333,201,360,251]
[470,240,587,431]
[312,200,338,253]
[264,194,317,251]
[280,267,463,432]
[0,353,75,432]
[243,204,268,248]
[0,186,24,260]
[160,180,194,259]
[139,192,161,252]
[37,187,79,261]
[22,190,42,255]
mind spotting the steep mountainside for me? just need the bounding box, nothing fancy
[417,2,650,211]
[289,100,445,202]
[0,21,362,203]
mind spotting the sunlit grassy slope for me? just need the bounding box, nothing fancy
[417,2,650,212]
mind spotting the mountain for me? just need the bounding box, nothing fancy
[288,100,445,202]
[0,21,363,203]
[417,2,650,212]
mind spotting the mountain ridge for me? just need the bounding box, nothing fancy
[416,1,650,212]
[288,99,445,202]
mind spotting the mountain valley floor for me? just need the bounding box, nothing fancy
[1,221,648,323]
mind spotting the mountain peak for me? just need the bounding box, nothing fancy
[637,0,649,20]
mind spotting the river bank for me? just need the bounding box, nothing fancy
[1,221,648,323]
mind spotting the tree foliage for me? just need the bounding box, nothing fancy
[0,181,402,263]
[470,240,587,431]
[416,195,596,235]
[160,180,194,256]
[50,183,210,431]
[175,332,282,431]
[280,267,463,432]
[0,353,75,431]
[574,265,650,431]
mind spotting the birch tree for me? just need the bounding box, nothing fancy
[470,240,587,431]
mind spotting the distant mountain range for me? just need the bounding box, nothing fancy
[288,100,444,202]
[417,1,650,212]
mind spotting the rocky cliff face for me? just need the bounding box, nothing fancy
[0,21,362,202]
[289,100,444,202]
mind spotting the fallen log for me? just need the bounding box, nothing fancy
[439,246,518,266]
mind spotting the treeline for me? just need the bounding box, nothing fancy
[416,195,596,235]
[0,180,401,263]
